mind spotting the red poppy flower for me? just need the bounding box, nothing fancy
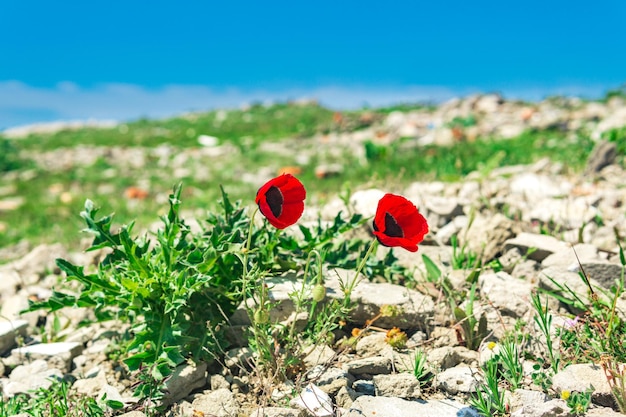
[256,174,306,229]
[372,193,428,252]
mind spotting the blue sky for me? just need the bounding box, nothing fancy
[1,0,625,129]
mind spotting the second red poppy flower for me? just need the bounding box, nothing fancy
[372,193,428,252]
[256,174,306,229]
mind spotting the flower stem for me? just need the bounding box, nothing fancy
[342,239,378,310]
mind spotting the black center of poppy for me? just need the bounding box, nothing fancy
[384,212,404,238]
[265,185,284,218]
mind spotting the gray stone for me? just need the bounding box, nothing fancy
[505,232,569,262]
[10,342,83,372]
[188,388,239,417]
[326,269,435,329]
[0,319,28,355]
[355,332,391,358]
[345,396,479,417]
[73,370,109,397]
[209,373,231,390]
[343,356,392,376]
[478,271,533,318]
[506,388,550,415]
[4,359,63,396]
[585,141,617,175]
[353,379,375,395]
[373,373,421,399]
[424,196,464,226]
[115,412,147,417]
[542,244,601,269]
[249,407,305,417]
[466,213,520,263]
[302,344,337,369]
[437,366,481,395]
[553,363,614,407]
[307,366,353,395]
[510,398,570,417]
[574,261,625,289]
[427,346,462,370]
[161,361,208,407]
[335,385,362,409]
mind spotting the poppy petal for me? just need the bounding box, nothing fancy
[256,174,306,229]
[372,193,428,252]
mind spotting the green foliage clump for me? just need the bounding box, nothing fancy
[25,185,250,399]
[0,137,25,172]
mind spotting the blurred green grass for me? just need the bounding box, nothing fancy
[0,102,606,250]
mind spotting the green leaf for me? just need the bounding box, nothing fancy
[422,254,441,282]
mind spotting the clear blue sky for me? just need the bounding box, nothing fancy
[1,0,625,129]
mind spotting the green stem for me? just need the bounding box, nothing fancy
[342,239,379,310]
[242,208,277,372]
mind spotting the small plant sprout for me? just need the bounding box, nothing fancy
[530,291,560,373]
[412,348,434,387]
[470,358,507,417]
[453,282,489,351]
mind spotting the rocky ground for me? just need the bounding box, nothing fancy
[0,94,625,416]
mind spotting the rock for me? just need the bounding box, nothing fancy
[353,379,376,395]
[291,384,333,417]
[343,356,392,376]
[209,374,231,390]
[465,213,520,263]
[423,197,464,227]
[586,141,618,174]
[542,244,602,269]
[116,412,147,417]
[73,370,110,397]
[355,332,392,358]
[478,271,534,318]
[197,134,219,147]
[504,232,569,262]
[437,366,480,395]
[573,260,625,289]
[249,407,305,417]
[2,243,67,285]
[186,388,239,417]
[307,366,353,395]
[552,363,614,407]
[373,373,421,399]
[427,346,463,370]
[0,319,28,355]
[161,361,208,407]
[350,189,386,219]
[10,342,83,372]
[345,396,479,417]
[326,269,435,329]
[510,398,571,417]
[335,385,362,409]
[3,359,63,396]
[303,344,337,369]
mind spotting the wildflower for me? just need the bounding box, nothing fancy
[563,316,580,329]
[561,390,571,400]
[256,174,306,229]
[385,327,408,349]
[487,341,497,351]
[372,193,429,252]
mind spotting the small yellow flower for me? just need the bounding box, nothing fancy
[487,341,497,351]
[385,327,408,349]
[561,390,571,401]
